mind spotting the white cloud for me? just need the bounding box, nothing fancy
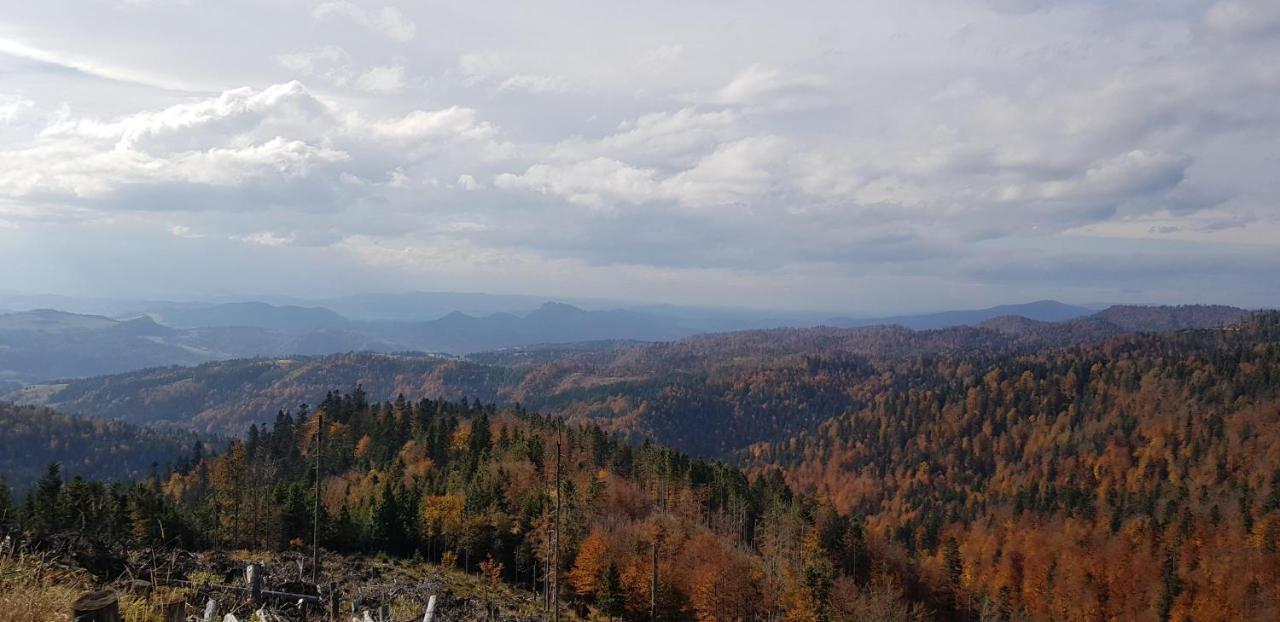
[495,158,659,208]
[0,36,202,91]
[713,64,828,106]
[458,53,569,94]
[169,224,202,238]
[551,107,739,166]
[354,65,407,94]
[0,96,35,124]
[660,136,785,207]
[232,231,296,246]
[277,48,407,94]
[1205,0,1280,36]
[0,82,507,209]
[647,44,684,63]
[368,107,498,143]
[313,2,416,42]
[277,46,350,76]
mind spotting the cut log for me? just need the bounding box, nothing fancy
[72,590,121,622]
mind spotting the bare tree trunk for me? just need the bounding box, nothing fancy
[313,410,323,584]
[553,425,562,622]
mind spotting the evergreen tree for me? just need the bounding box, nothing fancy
[944,537,963,589]
[30,462,64,537]
[0,475,12,529]
[598,560,624,620]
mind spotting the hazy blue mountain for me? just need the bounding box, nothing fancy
[0,309,214,382]
[0,308,121,331]
[827,299,1094,330]
[143,301,351,332]
[297,291,625,322]
[0,309,401,383]
[10,304,1259,436]
[368,301,698,352]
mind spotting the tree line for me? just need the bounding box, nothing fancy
[1,389,935,621]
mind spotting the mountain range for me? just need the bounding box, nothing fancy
[5,303,1255,444]
[0,296,1253,387]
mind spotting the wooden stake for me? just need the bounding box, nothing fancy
[202,599,218,622]
[423,594,438,622]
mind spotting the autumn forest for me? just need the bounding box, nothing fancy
[1,310,1278,621]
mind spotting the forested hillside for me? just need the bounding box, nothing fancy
[0,403,203,491]
[4,394,934,621]
[11,307,1262,458]
[3,312,1278,619]
[741,313,1280,620]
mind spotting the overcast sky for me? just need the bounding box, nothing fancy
[0,0,1277,313]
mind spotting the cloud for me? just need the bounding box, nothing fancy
[313,2,416,42]
[0,96,35,124]
[354,65,407,94]
[169,224,203,238]
[1,0,1278,309]
[1205,0,1280,37]
[0,81,507,216]
[712,64,828,107]
[277,47,408,94]
[647,44,684,63]
[0,36,202,91]
[458,53,570,94]
[368,106,499,143]
[232,231,295,246]
[659,136,784,208]
[495,158,659,208]
[550,107,739,166]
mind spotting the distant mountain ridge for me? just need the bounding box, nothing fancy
[826,299,1094,329]
[0,299,1259,385]
[143,301,350,332]
[8,305,1266,440]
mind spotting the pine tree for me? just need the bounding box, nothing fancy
[0,475,12,529]
[1158,549,1182,622]
[598,561,624,620]
[944,537,963,589]
[30,462,64,537]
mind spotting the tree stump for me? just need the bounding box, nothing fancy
[72,590,121,622]
[162,599,185,622]
[245,564,262,605]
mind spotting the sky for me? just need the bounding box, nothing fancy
[0,0,1277,314]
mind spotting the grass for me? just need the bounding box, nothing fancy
[0,550,580,621]
[0,555,191,622]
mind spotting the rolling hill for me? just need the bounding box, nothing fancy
[9,305,1262,451]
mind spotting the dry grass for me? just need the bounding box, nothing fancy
[0,555,92,622]
[0,555,190,622]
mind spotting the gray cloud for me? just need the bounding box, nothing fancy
[0,0,1276,312]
